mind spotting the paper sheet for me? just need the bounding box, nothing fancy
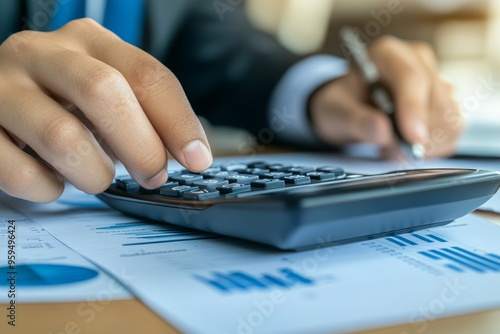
[4,164,500,334]
[456,95,500,158]
[0,200,131,304]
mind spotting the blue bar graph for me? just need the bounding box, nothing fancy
[386,238,406,247]
[95,221,220,246]
[194,268,315,293]
[451,247,500,268]
[419,251,440,260]
[386,233,448,247]
[489,254,500,261]
[96,222,147,230]
[393,235,418,246]
[427,234,447,243]
[419,247,500,274]
[411,234,434,243]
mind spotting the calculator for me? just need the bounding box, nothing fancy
[96,161,500,250]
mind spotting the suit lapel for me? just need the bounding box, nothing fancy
[1,0,23,40]
[143,0,193,60]
[7,0,192,61]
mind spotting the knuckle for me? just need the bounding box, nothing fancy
[82,67,128,100]
[41,116,87,155]
[399,67,428,89]
[412,41,435,59]
[1,163,47,199]
[371,35,398,50]
[133,59,176,91]
[61,17,102,33]
[2,31,41,55]
[1,164,34,196]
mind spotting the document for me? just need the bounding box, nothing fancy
[0,201,131,304]
[5,174,500,334]
[456,95,500,158]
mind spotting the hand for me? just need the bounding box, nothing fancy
[309,35,463,159]
[0,19,212,202]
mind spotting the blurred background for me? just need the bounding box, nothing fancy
[246,0,499,75]
[238,0,500,157]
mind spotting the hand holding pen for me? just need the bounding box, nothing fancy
[340,27,425,162]
[307,31,463,161]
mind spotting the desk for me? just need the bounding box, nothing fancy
[1,212,498,334]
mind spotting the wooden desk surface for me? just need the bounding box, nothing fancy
[2,300,499,334]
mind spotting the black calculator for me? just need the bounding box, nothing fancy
[97,161,500,250]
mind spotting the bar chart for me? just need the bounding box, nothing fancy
[94,221,221,246]
[419,246,500,274]
[386,233,447,247]
[194,268,315,293]
[383,233,500,274]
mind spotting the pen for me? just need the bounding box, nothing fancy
[339,27,425,162]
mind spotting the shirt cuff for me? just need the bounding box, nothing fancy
[268,55,348,147]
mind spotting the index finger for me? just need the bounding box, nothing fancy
[62,19,213,172]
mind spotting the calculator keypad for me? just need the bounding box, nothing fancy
[114,162,348,200]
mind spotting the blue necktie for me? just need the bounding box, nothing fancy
[48,0,145,46]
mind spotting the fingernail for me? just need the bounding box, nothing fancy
[413,120,429,143]
[145,169,167,189]
[183,140,213,172]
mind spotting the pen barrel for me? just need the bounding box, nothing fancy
[368,81,405,142]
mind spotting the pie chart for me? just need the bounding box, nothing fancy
[0,264,99,286]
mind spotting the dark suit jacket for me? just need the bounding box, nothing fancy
[1,0,300,140]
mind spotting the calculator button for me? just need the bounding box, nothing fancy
[200,167,222,175]
[217,183,251,194]
[247,161,267,169]
[307,172,344,181]
[140,181,179,194]
[261,172,293,179]
[225,174,259,184]
[160,185,199,197]
[265,163,293,172]
[192,179,229,190]
[115,176,140,191]
[169,173,204,185]
[202,170,238,179]
[234,168,270,176]
[219,163,248,171]
[251,179,285,189]
[183,189,220,200]
[316,166,345,177]
[283,175,311,185]
[285,166,315,175]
